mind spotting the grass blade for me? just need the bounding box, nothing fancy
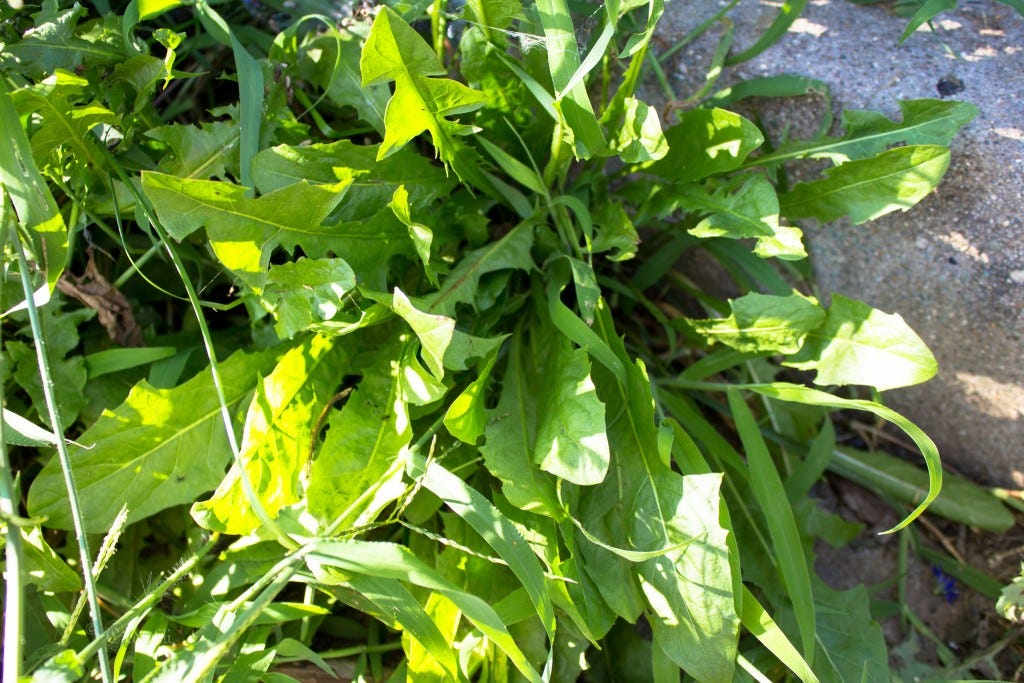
[728,388,815,666]
[740,586,820,683]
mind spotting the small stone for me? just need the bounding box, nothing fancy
[1010,270,1024,284]
[916,237,929,249]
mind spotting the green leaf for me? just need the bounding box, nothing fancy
[444,350,498,444]
[391,288,455,381]
[425,222,534,316]
[480,334,560,515]
[760,99,977,165]
[141,171,353,285]
[534,343,610,486]
[389,185,438,286]
[685,175,779,239]
[779,145,950,225]
[532,0,606,158]
[27,348,279,532]
[84,347,177,378]
[0,3,121,79]
[360,6,488,167]
[591,199,639,262]
[828,446,1013,532]
[583,306,739,678]
[811,582,889,683]
[634,472,739,683]
[787,294,937,390]
[191,335,347,534]
[261,258,357,339]
[146,120,240,180]
[22,526,83,593]
[610,97,668,163]
[747,382,941,533]
[729,390,815,665]
[308,540,543,683]
[11,70,118,168]
[739,587,819,683]
[0,78,68,296]
[306,345,411,529]
[407,454,556,640]
[648,108,763,182]
[7,306,89,427]
[725,0,808,65]
[251,139,453,220]
[689,292,825,355]
[2,408,65,447]
[293,28,389,134]
[899,0,957,44]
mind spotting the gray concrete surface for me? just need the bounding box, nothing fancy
[655,0,1023,486]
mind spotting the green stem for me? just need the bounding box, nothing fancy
[0,210,24,683]
[96,146,297,551]
[657,0,741,63]
[13,240,113,683]
[76,533,219,663]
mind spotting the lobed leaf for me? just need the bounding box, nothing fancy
[361,7,488,168]
[27,348,279,532]
[191,335,347,535]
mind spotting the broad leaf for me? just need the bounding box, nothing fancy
[191,335,347,534]
[261,258,357,339]
[480,334,561,515]
[27,349,278,532]
[609,97,668,163]
[360,7,488,165]
[425,222,535,316]
[583,306,739,680]
[141,171,353,285]
[309,540,543,683]
[0,3,121,79]
[810,582,889,683]
[146,120,240,180]
[444,350,498,444]
[306,344,411,529]
[11,70,118,168]
[686,175,779,239]
[648,108,763,182]
[787,294,937,390]
[535,342,610,486]
[689,292,825,355]
[251,139,453,220]
[762,99,977,164]
[294,28,389,134]
[779,144,950,224]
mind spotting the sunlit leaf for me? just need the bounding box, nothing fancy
[27,349,279,531]
[787,294,937,390]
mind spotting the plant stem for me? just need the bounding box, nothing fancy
[13,239,113,683]
[0,215,24,683]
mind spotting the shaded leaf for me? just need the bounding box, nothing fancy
[146,120,240,180]
[307,345,411,529]
[141,171,353,285]
[261,258,357,339]
[535,343,610,486]
[610,97,668,163]
[251,139,452,220]
[762,99,977,164]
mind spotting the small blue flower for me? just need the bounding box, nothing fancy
[931,565,959,604]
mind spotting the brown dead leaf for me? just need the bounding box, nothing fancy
[57,249,144,347]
